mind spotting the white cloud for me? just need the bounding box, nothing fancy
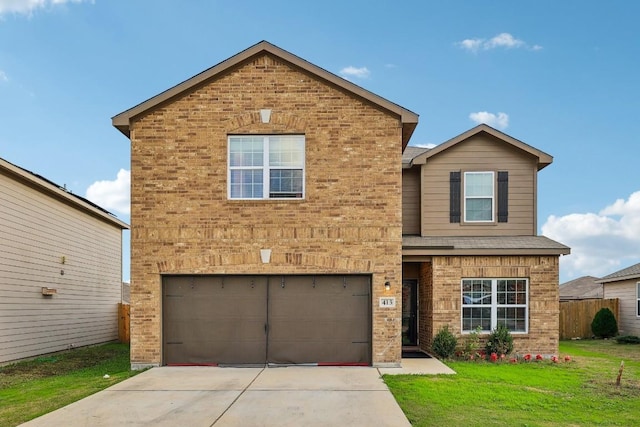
[410,143,437,149]
[456,33,541,53]
[542,191,640,280]
[0,70,7,81]
[85,169,130,216]
[469,111,509,129]
[0,0,92,16]
[339,66,370,79]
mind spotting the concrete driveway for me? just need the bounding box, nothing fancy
[20,366,412,426]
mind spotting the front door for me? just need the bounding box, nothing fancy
[402,279,418,346]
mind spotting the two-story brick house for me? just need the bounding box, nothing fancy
[113,41,568,369]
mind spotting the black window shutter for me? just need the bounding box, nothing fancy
[450,171,461,223]
[497,171,509,222]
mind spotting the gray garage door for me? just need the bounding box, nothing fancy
[163,275,371,366]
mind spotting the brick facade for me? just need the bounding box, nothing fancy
[128,54,404,367]
[418,255,560,355]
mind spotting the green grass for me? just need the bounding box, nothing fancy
[385,340,640,426]
[0,343,140,427]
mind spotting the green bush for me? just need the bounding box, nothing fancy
[591,308,618,338]
[431,325,458,359]
[615,335,640,344]
[485,323,514,355]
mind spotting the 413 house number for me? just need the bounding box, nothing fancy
[379,297,396,308]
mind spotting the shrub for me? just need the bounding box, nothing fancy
[615,335,640,344]
[485,323,514,356]
[461,325,482,359]
[591,308,618,338]
[431,325,458,359]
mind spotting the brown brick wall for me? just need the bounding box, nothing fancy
[418,261,433,352]
[425,255,560,355]
[129,54,403,366]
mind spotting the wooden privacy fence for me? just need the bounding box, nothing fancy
[559,298,619,340]
[118,303,130,343]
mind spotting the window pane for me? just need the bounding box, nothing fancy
[229,137,263,167]
[269,136,304,167]
[497,307,526,332]
[462,307,491,331]
[270,169,303,198]
[230,170,262,198]
[462,279,491,305]
[466,198,492,221]
[465,172,494,197]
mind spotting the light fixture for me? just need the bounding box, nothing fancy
[384,281,391,291]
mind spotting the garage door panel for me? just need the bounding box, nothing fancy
[268,276,371,364]
[163,276,267,365]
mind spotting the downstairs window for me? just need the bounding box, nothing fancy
[461,278,528,333]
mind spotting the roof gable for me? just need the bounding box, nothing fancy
[112,41,418,147]
[410,124,553,170]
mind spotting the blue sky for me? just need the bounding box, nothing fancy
[1,1,639,284]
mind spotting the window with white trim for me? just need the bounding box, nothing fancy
[461,278,528,333]
[636,282,640,317]
[464,171,494,222]
[228,135,305,199]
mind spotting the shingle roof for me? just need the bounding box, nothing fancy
[559,276,603,300]
[596,262,640,283]
[402,146,430,166]
[402,235,570,256]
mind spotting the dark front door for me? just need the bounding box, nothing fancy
[402,279,418,346]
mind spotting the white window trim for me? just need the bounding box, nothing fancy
[227,135,305,200]
[461,278,529,334]
[463,171,495,223]
[636,282,640,318]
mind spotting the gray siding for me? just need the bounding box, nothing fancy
[402,167,421,235]
[0,173,122,363]
[603,280,640,336]
[421,133,538,236]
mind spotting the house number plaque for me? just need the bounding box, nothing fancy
[379,297,396,308]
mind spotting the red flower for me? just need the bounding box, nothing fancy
[500,354,506,361]
[523,354,531,361]
[551,355,559,363]
[509,358,517,364]
[564,356,571,362]
[490,352,498,362]
[535,354,543,361]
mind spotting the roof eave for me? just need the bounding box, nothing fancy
[596,274,640,284]
[0,159,129,230]
[402,247,571,256]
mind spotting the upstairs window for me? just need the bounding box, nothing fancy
[464,171,494,222]
[228,135,305,199]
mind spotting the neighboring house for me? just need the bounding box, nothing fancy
[112,41,568,369]
[559,276,603,301]
[0,157,128,364]
[402,125,569,355]
[597,263,640,336]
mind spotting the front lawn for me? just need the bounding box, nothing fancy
[0,343,139,427]
[385,340,640,426]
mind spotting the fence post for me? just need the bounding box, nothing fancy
[118,303,130,343]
